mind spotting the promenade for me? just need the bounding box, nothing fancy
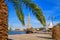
[8,31,52,40]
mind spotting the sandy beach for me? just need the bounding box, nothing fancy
[8,32,53,40]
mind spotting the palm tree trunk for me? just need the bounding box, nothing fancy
[0,0,8,40]
[52,26,60,40]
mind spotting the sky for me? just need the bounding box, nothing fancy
[6,0,60,29]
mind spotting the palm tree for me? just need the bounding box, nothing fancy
[52,23,60,40]
[0,0,46,40]
[0,0,8,40]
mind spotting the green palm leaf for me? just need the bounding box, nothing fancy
[9,0,46,26]
[23,0,46,26]
[16,8,25,25]
[10,0,25,25]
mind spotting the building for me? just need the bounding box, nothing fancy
[46,22,54,31]
[48,22,53,28]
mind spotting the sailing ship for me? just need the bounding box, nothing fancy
[26,13,33,33]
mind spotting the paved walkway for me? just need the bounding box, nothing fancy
[8,32,53,40]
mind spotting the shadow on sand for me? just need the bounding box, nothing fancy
[37,36,52,39]
[8,39,13,40]
[36,32,52,34]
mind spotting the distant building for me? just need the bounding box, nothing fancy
[48,22,53,28]
[15,29,20,31]
[20,28,26,31]
[46,22,54,31]
[15,28,26,31]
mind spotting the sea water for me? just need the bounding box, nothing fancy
[8,31,26,35]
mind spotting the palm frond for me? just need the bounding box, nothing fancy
[16,8,25,25]
[23,0,46,26]
[9,0,25,25]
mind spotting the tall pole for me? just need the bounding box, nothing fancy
[27,13,31,29]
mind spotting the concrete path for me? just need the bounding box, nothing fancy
[8,32,53,40]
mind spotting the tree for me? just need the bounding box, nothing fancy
[0,0,46,40]
[0,0,8,40]
[52,23,60,40]
[8,27,12,31]
[56,23,60,26]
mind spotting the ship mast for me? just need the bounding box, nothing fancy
[27,13,31,29]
